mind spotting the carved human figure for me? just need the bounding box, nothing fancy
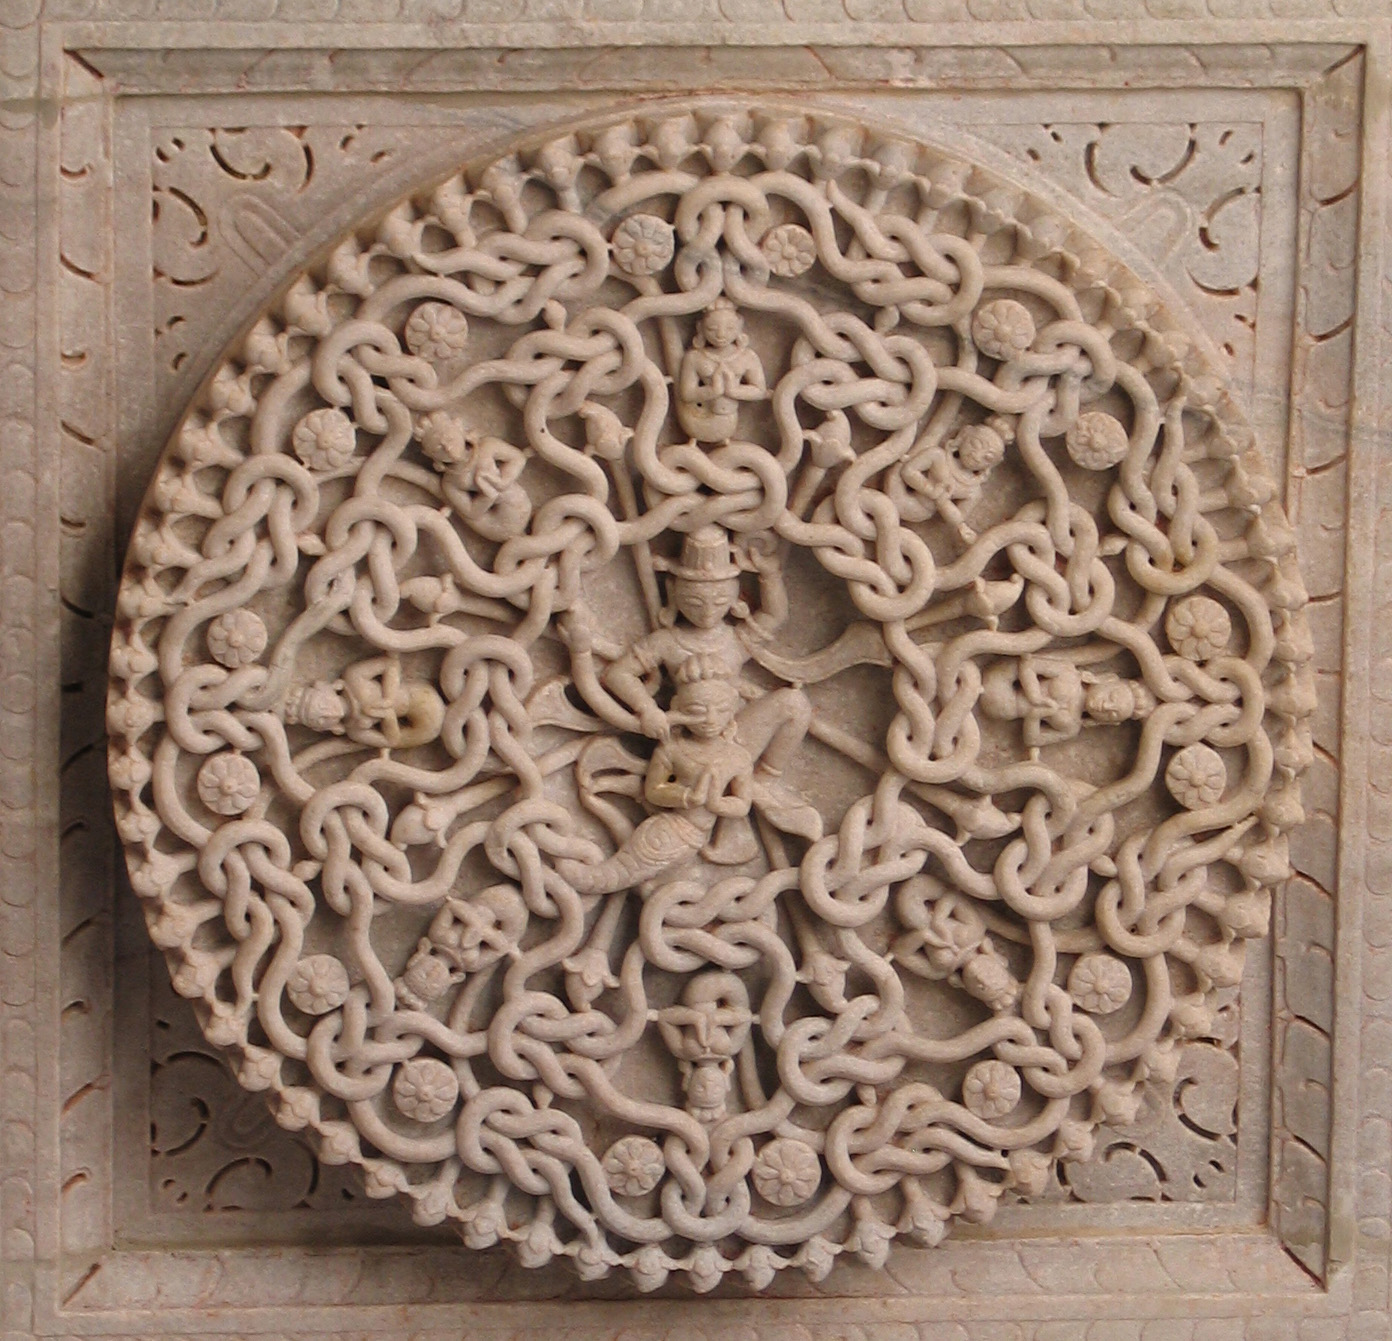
[676,298,768,443]
[980,655,1086,748]
[286,655,445,749]
[898,417,1012,544]
[439,432,532,541]
[656,971,753,1124]
[1081,674,1157,726]
[601,525,818,840]
[559,668,754,894]
[981,655,1157,749]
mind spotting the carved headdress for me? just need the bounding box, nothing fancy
[660,524,742,582]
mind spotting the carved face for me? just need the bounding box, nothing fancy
[671,679,740,737]
[700,306,742,349]
[1085,679,1135,724]
[685,1059,731,1113]
[673,576,739,628]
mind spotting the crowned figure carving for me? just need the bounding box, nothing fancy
[109,104,1313,1291]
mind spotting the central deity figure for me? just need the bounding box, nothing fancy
[559,667,755,894]
[607,527,816,821]
[559,525,822,895]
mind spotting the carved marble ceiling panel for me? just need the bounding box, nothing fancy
[108,103,1313,1291]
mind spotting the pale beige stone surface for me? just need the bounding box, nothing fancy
[107,100,1315,1293]
[3,4,1388,1338]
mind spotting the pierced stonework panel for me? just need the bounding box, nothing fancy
[107,103,1313,1292]
[976,120,1265,396]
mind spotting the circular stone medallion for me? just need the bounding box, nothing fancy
[109,103,1312,1292]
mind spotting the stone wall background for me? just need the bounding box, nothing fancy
[1,6,1386,1337]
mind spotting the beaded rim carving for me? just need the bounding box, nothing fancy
[109,103,1313,1292]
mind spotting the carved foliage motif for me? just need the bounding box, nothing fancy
[153,125,405,384]
[978,121,1264,392]
[149,965,369,1215]
[108,106,1313,1290]
[1062,1032,1239,1205]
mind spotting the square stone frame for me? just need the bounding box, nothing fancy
[4,8,1388,1339]
[104,71,1313,1255]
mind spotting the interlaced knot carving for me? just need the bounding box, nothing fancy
[109,105,1314,1292]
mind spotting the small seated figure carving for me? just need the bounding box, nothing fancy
[286,655,445,750]
[899,417,1012,545]
[982,655,1085,748]
[440,432,532,541]
[676,298,768,444]
[394,883,528,1009]
[981,655,1157,751]
[559,668,753,895]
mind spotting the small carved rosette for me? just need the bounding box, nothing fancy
[109,105,1313,1290]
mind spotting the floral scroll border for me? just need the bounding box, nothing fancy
[2,8,1385,1338]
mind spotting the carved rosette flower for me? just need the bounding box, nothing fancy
[292,407,357,471]
[285,954,350,1015]
[206,609,268,668]
[1167,595,1233,661]
[1065,411,1131,470]
[962,1060,1021,1120]
[112,105,1309,1293]
[404,302,469,360]
[611,213,675,276]
[752,1139,821,1207]
[195,752,259,816]
[971,298,1035,360]
[1166,744,1228,810]
[602,1135,666,1196]
[761,222,816,277]
[392,1057,460,1123]
[1068,953,1133,1015]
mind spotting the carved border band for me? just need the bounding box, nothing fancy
[3,10,1384,1338]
